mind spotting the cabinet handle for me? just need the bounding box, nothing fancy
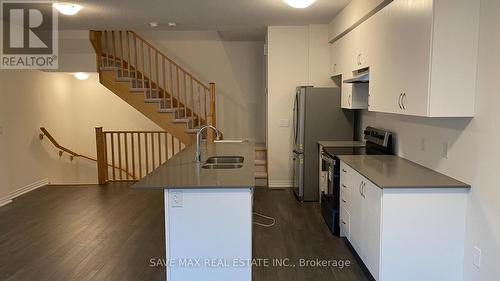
[342,169,347,173]
[341,184,347,189]
[342,219,347,225]
[402,93,407,110]
[398,93,403,109]
[360,182,366,198]
[333,63,337,73]
[348,94,351,107]
[342,198,347,203]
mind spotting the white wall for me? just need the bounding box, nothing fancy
[0,70,162,204]
[55,30,97,72]
[0,99,10,203]
[266,25,331,187]
[139,31,266,143]
[360,0,500,279]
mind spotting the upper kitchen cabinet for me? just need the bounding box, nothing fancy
[340,24,371,79]
[368,0,480,117]
[329,38,343,77]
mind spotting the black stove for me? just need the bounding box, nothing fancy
[321,127,393,235]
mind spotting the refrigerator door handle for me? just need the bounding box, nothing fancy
[293,94,299,144]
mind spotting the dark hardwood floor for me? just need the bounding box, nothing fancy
[0,183,369,281]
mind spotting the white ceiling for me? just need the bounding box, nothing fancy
[59,0,351,40]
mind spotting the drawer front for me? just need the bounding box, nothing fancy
[340,161,354,186]
[340,207,351,239]
[340,183,350,209]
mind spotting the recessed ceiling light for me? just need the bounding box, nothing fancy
[53,3,82,15]
[283,0,317,8]
[74,72,89,80]
[150,22,159,28]
[167,22,177,27]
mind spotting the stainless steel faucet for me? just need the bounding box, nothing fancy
[195,125,221,162]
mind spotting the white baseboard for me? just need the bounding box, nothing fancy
[0,198,12,208]
[0,178,49,207]
[268,180,292,189]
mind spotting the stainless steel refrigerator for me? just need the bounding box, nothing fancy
[292,86,354,201]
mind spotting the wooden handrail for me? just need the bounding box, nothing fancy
[40,127,135,180]
[40,127,95,161]
[128,31,210,91]
[95,128,185,184]
[90,30,219,135]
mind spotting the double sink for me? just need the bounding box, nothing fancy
[202,156,244,169]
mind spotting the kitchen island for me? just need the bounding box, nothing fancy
[133,141,255,281]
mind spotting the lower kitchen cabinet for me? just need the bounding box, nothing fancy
[340,161,468,281]
[340,163,381,279]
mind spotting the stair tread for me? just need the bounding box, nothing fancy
[172,116,197,121]
[255,159,267,165]
[144,98,162,103]
[254,172,268,179]
[158,107,184,113]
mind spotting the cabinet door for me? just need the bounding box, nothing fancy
[329,39,342,76]
[353,21,370,70]
[368,0,433,116]
[341,84,353,109]
[362,180,382,280]
[348,173,364,257]
[340,30,356,79]
[340,207,351,239]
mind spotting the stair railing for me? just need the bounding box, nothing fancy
[39,127,135,180]
[90,30,218,142]
[95,127,185,184]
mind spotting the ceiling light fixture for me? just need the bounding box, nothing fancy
[283,0,317,8]
[167,22,177,27]
[53,3,82,15]
[74,72,89,80]
[150,22,159,28]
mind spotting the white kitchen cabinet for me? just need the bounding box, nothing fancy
[340,160,469,281]
[329,39,342,77]
[340,25,370,79]
[367,0,479,117]
[340,162,381,279]
[342,83,369,110]
[361,180,382,279]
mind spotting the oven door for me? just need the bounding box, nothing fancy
[320,151,335,195]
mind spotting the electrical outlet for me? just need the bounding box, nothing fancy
[279,119,290,128]
[171,192,183,208]
[420,138,426,151]
[442,142,449,159]
[473,246,482,268]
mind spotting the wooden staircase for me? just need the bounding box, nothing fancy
[254,144,269,187]
[89,31,218,145]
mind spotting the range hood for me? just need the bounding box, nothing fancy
[343,68,369,84]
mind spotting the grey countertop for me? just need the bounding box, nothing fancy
[132,142,255,189]
[318,140,366,148]
[338,155,470,189]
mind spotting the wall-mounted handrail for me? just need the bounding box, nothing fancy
[40,127,135,180]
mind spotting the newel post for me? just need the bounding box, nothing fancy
[95,127,107,185]
[89,31,103,73]
[207,82,217,142]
